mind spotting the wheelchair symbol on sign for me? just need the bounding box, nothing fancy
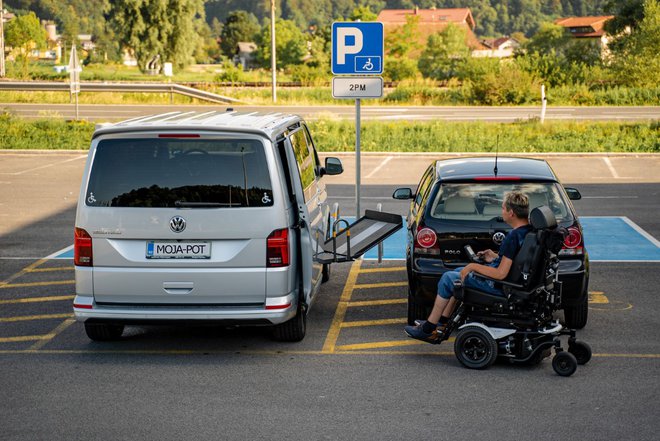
[362,58,374,71]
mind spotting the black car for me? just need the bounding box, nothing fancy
[393,157,589,329]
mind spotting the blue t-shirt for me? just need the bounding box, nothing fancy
[490,224,532,268]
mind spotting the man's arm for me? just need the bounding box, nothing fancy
[460,256,513,281]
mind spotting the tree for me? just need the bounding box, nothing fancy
[5,11,47,77]
[609,0,660,86]
[220,10,260,58]
[349,6,377,21]
[256,19,307,68]
[109,0,205,73]
[384,14,420,81]
[418,23,469,80]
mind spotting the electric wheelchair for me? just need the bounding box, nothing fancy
[441,206,592,377]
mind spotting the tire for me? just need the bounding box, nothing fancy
[454,326,498,370]
[321,263,331,283]
[407,287,427,326]
[568,340,592,365]
[84,322,124,341]
[552,351,578,377]
[273,302,307,342]
[564,296,588,329]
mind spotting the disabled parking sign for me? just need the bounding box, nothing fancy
[332,22,384,75]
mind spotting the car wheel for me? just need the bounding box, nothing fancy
[407,287,427,326]
[564,296,588,329]
[454,326,498,370]
[273,301,307,342]
[552,351,578,377]
[84,322,124,341]
[568,340,592,365]
[321,263,331,283]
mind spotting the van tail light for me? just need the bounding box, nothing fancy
[74,227,93,266]
[414,225,441,255]
[559,226,584,256]
[267,228,290,267]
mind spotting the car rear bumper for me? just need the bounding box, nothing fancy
[72,292,297,325]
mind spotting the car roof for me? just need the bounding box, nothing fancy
[93,111,303,141]
[434,157,558,181]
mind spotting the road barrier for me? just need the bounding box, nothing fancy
[0,81,241,104]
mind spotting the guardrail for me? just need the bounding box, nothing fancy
[0,81,242,104]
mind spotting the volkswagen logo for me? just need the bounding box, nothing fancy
[493,232,506,245]
[170,216,186,233]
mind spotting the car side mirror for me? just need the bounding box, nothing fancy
[392,188,414,200]
[324,157,343,176]
[564,187,582,200]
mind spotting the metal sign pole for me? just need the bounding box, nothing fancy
[355,98,361,218]
[270,0,276,103]
[0,0,5,78]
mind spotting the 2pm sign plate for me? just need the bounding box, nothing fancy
[332,77,383,99]
[332,22,384,75]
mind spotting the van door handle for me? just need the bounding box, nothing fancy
[163,282,194,295]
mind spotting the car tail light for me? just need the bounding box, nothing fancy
[267,228,289,267]
[559,226,584,256]
[74,227,93,266]
[414,225,441,255]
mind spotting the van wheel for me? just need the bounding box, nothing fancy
[273,302,307,342]
[321,263,331,283]
[84,322,124,341]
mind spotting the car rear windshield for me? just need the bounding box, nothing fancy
[85,138,273,208]
[429,182,574,222]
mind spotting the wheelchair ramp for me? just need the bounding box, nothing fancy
[316,210,403,264]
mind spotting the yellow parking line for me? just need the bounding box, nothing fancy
[29,319,76,351]
[0,313,72,322]
[27,267,74,273]
[354,281,408,289]
[0,258,47,286]
[336,338,454,351]
[359,267,406,274]
[340,318,406,328]
[0,280,75,289]
[589,291,609,304]
[0,335,51,343]
[0,295,74,305]
[322,259,362,354]
[348,299,407,307]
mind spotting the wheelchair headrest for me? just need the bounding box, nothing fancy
[529,206,557,230]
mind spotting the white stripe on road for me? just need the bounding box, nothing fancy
[365,156,393,179]
[603,157,620,178]
[1,155,87,176]
[621,216,660,247]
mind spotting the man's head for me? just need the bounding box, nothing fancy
[502,191,529,221]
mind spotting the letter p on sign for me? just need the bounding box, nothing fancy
[336,27,363,65]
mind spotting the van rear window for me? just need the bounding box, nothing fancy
[86,138,273,208]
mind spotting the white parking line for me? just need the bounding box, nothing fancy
[602,157,620,178]
[622,216,660,247]
[1,155,87,176]
[365,156,393,179]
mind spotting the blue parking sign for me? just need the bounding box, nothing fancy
[332,22,384,75]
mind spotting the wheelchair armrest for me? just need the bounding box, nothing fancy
[470,273,525,290]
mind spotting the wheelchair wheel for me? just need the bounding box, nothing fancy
[568,340,592,365]
[552,351,578,377]
[454,326,498,370]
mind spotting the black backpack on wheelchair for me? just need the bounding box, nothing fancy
[446,206,591,377]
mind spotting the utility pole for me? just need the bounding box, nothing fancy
[0,0,6,78]
[270,0,276,103]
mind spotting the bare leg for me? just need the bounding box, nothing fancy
[427,295,456,324]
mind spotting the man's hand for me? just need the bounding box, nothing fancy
[477,249,498,263]
[460,264,473,281]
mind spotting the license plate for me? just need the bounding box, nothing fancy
[146,241,211,259]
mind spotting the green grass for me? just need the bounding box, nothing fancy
[1,113,657,152]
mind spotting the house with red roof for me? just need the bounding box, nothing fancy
[554,16,615,57]
[376,7,486,55]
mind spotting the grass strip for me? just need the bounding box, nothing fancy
[0,114,657,152]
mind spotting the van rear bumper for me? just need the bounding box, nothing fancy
[73,292,297,325]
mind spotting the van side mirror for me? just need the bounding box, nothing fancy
[564,187,582,200]
[324,157,343,176]
[393,188,414,200]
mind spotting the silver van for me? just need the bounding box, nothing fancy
[73,111,346,342]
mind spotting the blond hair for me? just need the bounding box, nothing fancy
[504,191,529,219]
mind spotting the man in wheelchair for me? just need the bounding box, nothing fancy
[404,191,591,376]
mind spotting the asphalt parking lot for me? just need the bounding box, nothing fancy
[1,152,659,440]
